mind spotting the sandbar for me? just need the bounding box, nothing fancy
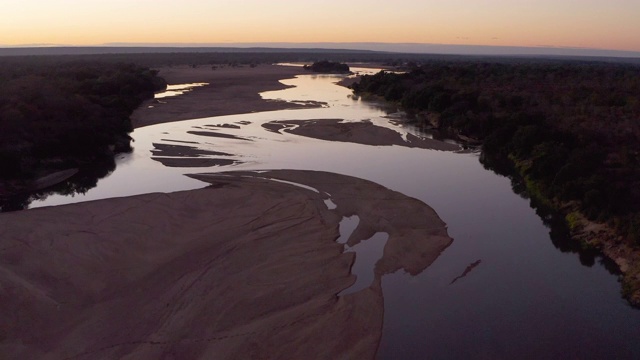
[263,119,460,151]
[0,170,452,359]
[131,64,320,128]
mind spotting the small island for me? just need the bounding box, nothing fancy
[303,60,351,74]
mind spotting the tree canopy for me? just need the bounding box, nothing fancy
[0,60,166,208]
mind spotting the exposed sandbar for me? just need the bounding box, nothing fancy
[131,64,321,128]
[151,157,239,168]
[263,119,460,151]
[150,143,239,168]
[151,143,232,157]
[0,170,452,359]
[186,130,252,141]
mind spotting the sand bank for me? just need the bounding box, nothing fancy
[0,170,451,359]
[147,118,459,169]
[131,64,320,128]
[263,119,460,151]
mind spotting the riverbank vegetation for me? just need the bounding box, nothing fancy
[0,60,166,205]
[303,60,351,74]
[351,61,640,305]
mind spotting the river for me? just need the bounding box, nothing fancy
[33,67,640,359]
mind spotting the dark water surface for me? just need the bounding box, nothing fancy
[34,68,640,359]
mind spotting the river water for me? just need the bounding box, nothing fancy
[34,68,640,359]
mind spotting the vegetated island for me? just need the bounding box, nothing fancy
[351,60,640,306]
[303,60,351,74]
[0,59,166,208]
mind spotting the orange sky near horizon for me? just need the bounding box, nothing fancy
[2,0,639,52]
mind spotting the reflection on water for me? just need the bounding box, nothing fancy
[480,152,621,272]
[154,82,208,98]
[30,67,640,358]
[0,154,119,212]
[340,232,389,296]
[337,215,360,245]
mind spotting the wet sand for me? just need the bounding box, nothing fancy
[131,64,321,128]
[0,170,452,359]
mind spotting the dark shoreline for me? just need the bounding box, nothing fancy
[0,61,166,210]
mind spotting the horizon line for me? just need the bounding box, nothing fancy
[1,42,639,58]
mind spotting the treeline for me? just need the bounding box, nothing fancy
[352,62,640,244]
[0,52,382,69]
[0,60,166,187]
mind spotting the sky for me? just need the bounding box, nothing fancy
[2,0,640,53]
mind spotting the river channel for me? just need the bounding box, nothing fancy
[34,67,640,359]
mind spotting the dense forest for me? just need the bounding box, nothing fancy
[0,60,166,205]
[352,61,640,304]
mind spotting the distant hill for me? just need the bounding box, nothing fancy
[0,46,379,57]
